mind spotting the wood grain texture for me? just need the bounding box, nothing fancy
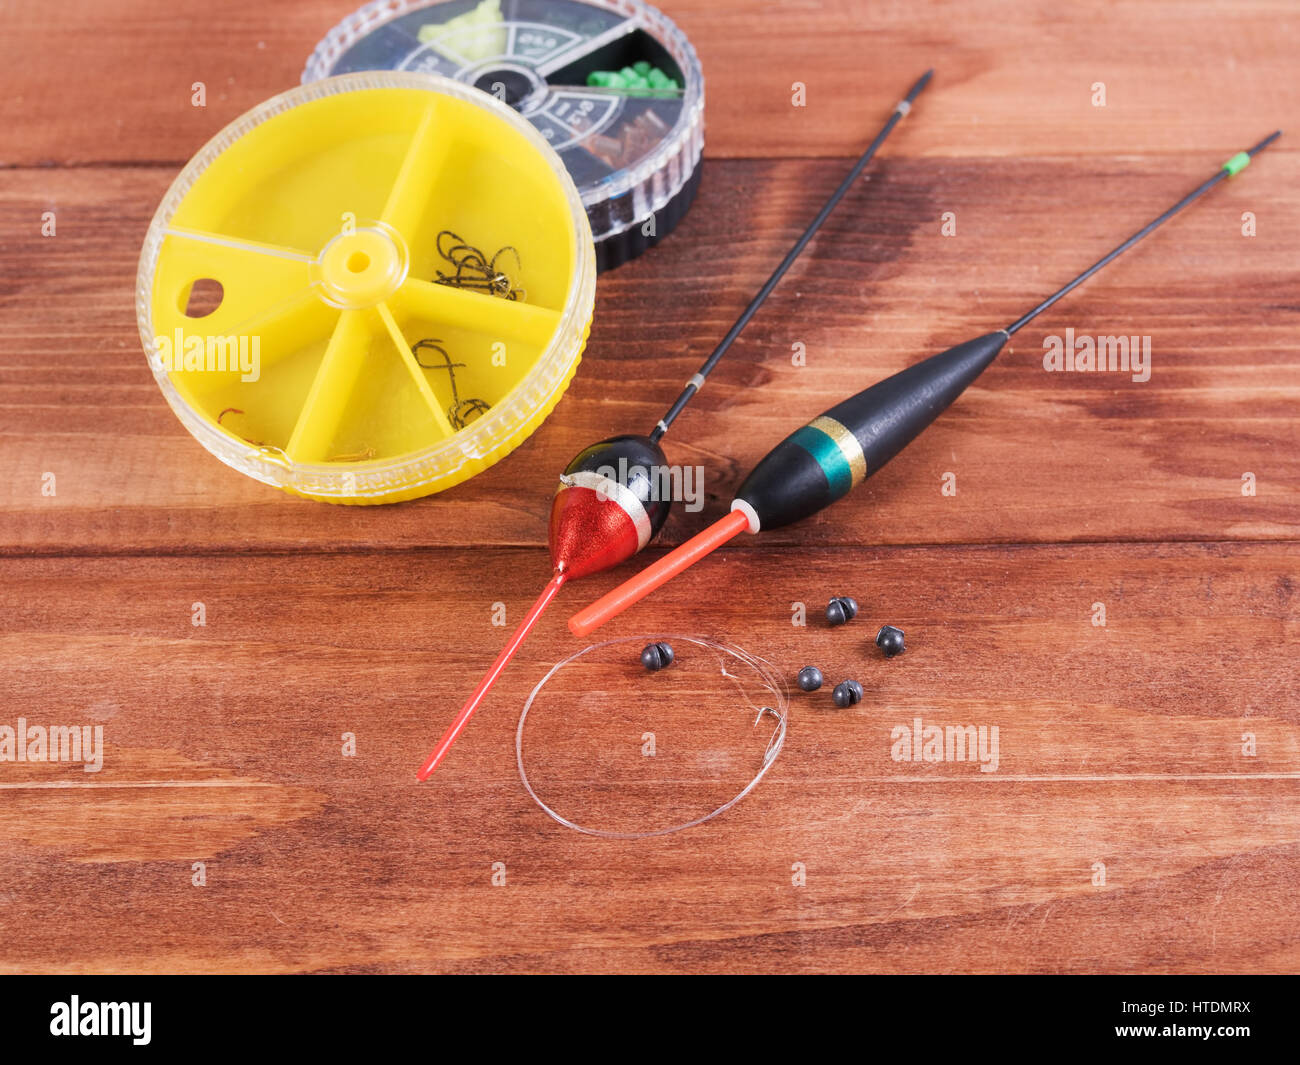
[0,0,1297,974]
[4,157,1296,552]
[2,0,1297,165]
[1,545,1296,973]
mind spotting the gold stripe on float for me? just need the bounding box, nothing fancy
[808,416,867,487]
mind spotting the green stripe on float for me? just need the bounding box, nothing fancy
[1221,151,1251,177]
[790,423,854,497]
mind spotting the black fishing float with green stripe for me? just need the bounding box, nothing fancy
[569,130,1282,637]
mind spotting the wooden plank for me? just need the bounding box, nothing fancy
[2,155,1296,553]
[0,543,1295,973]
[1,0,1297,166]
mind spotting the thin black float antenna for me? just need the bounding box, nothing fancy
[648,69,934,444]
[1005,130,1281,336]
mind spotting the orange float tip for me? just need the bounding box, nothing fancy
[568,508,752,637]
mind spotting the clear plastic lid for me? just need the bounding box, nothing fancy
[303,0,704,267]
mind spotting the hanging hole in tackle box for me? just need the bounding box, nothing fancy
[303,0,705,271]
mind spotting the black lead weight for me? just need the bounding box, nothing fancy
[640,641,674,671]
[825,596,858,626]
[832,679,863,708]
[875,625,906,658]
[796,666,823,692]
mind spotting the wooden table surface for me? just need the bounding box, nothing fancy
[2,0,1297,974]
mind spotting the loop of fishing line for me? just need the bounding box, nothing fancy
[515,635,788,839]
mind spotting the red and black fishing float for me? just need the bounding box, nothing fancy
[568,130,1282,637]
[416,70,935,779]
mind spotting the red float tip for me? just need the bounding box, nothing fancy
[568,509,751,637]
[416,569,567,780]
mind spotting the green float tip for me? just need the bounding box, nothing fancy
[1223,130,1281,176]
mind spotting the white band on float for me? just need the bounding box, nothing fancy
[731,498,761,534]
[560,471,653,549]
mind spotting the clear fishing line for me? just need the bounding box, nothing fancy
[515,635,788,838]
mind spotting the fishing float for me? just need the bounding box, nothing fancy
[415,70,936,779]
[568,130,1282,638]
